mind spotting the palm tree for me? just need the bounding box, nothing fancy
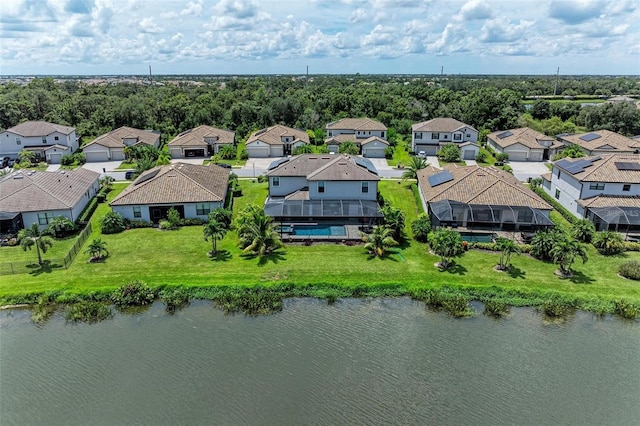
[208,208,233,230]
[203,219,227,256]
[530,229,565,260]
[338,141,360,155]
[237,208,283,256]
[99,176,115,191]
[494,237,520,271]
[46,216,77,237]
[572,219,596,243]
[593,230,625,255]
[402,156,428,180]
[18,223,54,265]
[361,225,398,257]
[429,228,464,270]
[133,155,156,178]
[85,238,109,260]
[550,238,588,276]
[381,205,405,241]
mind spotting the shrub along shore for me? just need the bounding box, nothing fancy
[1,181,639,320]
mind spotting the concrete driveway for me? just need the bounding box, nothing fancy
[236,158,278,177]
[508,161,551,182]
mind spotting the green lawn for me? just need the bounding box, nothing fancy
[1,181,639,309]
[116,162,136,170]
[387,139,411,167]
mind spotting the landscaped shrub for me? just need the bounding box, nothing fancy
[158,220,171,230]
[111,281,155,307]
[338,141,359,155]
[239,149,249,160]
[60,154,74,166]
[127,219,153,229]
[495,152,509,162]
[166,207,181,230]
[474,151,487,163]
[593,231,624,255]
[101,211,126,234]
[218,144,237,159]
[257,174,268,183]
[179,218,206,226]
[438,144,461,162]
[618,260,640,280]
[411,214,432,242]
[293,144,313,155]
[384,146,394,159]
[572,218,596,243]
[532,187,577,224]
[623,242,640,252]
[64,302,112,323]
[78,197,99,223]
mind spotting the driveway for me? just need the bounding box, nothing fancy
[508,161,551,182]
[236,158,278,177]
[426,156,441,169]
[366,158,404,178]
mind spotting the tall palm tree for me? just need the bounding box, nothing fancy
[402,156,428,180]
[203,219,227,256]
[550,238,588,276]
[18,223,54,265]
[85,238,109,260]
[361,225,398,257]
[237,208,283,256]
[429,228,464,269]
[494,237,520,270]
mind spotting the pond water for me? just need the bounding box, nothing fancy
[1,298,639,425]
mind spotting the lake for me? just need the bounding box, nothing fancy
[1,298,639,425]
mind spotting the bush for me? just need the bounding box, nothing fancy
[101,211,126,234]
[179,218,206,226]
[474,151,487,163]
[618,260,640,280]
[239,149,249,160]
[64,302,112,323]
[218,145,237,160]
[385,146,394,159]
[593,231,624,255]
[111,281,155,307]
[411,214,432,242]
[292,144,313,155]
[623,242,640,252]
[613,299,640,319]
[483,300,510,317]
[127,219,153,228]
[78,197,99,223]
[495,152,509,162]
[60,154,74,166]
[338,141,360,155]
[166,207,181,229]
[160,287,190,314]
[257,174,268,183]
[532,187,577,224]
[437,144,461,162]
[158,220,171,230]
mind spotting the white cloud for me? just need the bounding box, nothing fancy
[138,17,162,34]
[549,0,604,24]
[349,8,367,23]
[459,0,493,21]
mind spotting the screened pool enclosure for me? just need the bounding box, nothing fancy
[587,206,640,234]
[264,198,383,224]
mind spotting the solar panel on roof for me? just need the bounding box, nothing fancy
[579,133,601,142]
[496,131,513,139]
[267,157,290,170]
[134,168,160,185]
[353,156,378,174]
[428,170,454,187]
[615,161,640,171]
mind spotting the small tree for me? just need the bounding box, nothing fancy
[218,145,237,160]
[553,143,585,160]
[572,219,596,243]
[236,206,283,256]
[100,176,115,191]
[530,229,565,261]
[429,228,464,270]
[101,211,127,234]
[293,144,313,155]
[18,223,54,265]
[411,214,432,242]
[550,238,588,276]
[593,230,624,255]
[381,204,405,242]
[494,237,520,271]
[85,238,109,261]
[361,226,398,257]
[338,141,360,155]
[46,216,77,238]
[166,207,181,230]
[438,144,461,163]
[203,219,227,256]
[402,156,428,180]
[18,150,36,165]
[208,208,233,230]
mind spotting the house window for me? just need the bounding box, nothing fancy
[16,138,21,145]
[196,203,210,215]
[623,184,631,192]
[328,131,332,137]
[42,137,47,144]
[381,131,385,138]
[589,183,605,191]
[555,189,560,200]
[432,133,439,140]
[318,181,325,193]
[443,135,448,139]
[272,177,280,187]
[415,132,422,140]
[133,206,141,218]
[54,136,59,141]
[37,212,54,225]
[454,134,462,141]
[557,169,561,178]
[466,133,471,138]
[362,182,369,193]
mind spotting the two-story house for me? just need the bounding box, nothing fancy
[556,130,638,156]
[264,154,382,227]
[411,118,479,159]
[245,125,309,158]
[168,125,235,159]
[325,118,388,157]
[82,126,161,162]
[487,127,562,161]
[542,154,640,234]
[0,121,78,164]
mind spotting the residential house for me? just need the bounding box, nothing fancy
[411,118,479,159]
[556,130,637,156]
[264,154,383,225]
[245,125,309,158]
[110,163,230,223]
[83,126,161,162]
[542,154,640,234]
[325,118,388,157]
[0,121,78,164]
[0,168,100,232]
[417,164,553,231]
[487,127,562,161]
[168,125,235,159]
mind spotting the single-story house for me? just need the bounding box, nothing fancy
[264,154,383,225]
[417,164,553,231]
[325,134,389,158]
[110,162,230,223]
[245,125,309,158]
[0,121,78,164]
[556,130,637,156]
[168,125,235,159]
[487,127,561,162]
[83,127,161,162]
[412,118,479,159]
[0,168,100,232]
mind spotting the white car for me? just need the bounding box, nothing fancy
[417,151,426,158]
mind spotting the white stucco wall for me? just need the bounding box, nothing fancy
[269,176,308,197]
[545,167,583,218]
[113,201,224,222]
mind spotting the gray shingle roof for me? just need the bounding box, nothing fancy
[168,125,235,147]
[412,118,476,133]
[6,121,75,137]
[84,126,160,149]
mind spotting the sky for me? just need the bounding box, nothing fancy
[1,0,639,76]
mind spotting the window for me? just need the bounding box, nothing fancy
[589,183,605,191]
[432,133,440,140]
[415,132,422,140]
[37,212,54,225]
[54,136,59,141]
[362,182,369,193]
[42,137,47,144]
[466,133,471,138]
[272,177,280,187]
[133,206,141,218]
[623,184,631,192]
[443,135,448,139]
[196,203,210,216]
[454,134,462,141]
[555,189,560,200]
[318,181,325,193]
[557,169,561,178]
[16,138,21,145]
[381,131,385,138]
[328,131,332,137]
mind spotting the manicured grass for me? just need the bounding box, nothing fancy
[1,181,639,312]
[387,139,411,167]
[116,162,136,170]
[0,235,78,263]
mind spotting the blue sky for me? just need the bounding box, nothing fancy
[1,0,638,75]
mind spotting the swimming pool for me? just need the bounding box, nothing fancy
[460,232,494,243]
[283,225,347,236]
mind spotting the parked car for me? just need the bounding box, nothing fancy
[7,159,15,167]
[215,163,232,169]
[125,171,135,180]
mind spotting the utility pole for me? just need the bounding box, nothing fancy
[553,67,559,96]
[149,65,153,86]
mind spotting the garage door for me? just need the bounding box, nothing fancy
[85,150,109,162]
[462,150,475,160]
[416,145,438,156]
[529,151,543,162]
[247,146,269,158]
[48,153,63,164]
[363,147,386,158]
[507,151,528,162]
[185,149,206,157]
[111,149,124,161]
[169,148,183,159]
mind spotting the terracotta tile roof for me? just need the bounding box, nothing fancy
[360,136,389,146]
[412,118,476,133]
[267,154,379,181]
[487,127,559,149]
[326,118,387,131]
[168,125,234,147]
[554,154,640,183]
[6,121,75,137]
[85,126,160,149]
[0,168,99,213]
[577,195,640,208]
[417,164,551,209]
[246,125,309,146]
[110,163,229,206]
[558,130,635,153]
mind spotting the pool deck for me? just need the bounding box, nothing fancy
[278,225,364,242]
[452,226,533,244]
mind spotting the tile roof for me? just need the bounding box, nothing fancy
[577,195,640,209]
[326,118,387,131]
[0,168,99,213]
[558,130,635,153]
[246,125,309,146]
[412,118,476,133]
[85,126,160,149]
[360,136,389,146]
[267,154,380,181]
[5,121,75,137]
[168,125,234,147]
[487,127,559,149]
[553,154,640,183]
[417,164,551,209]
[110,163,229,206]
